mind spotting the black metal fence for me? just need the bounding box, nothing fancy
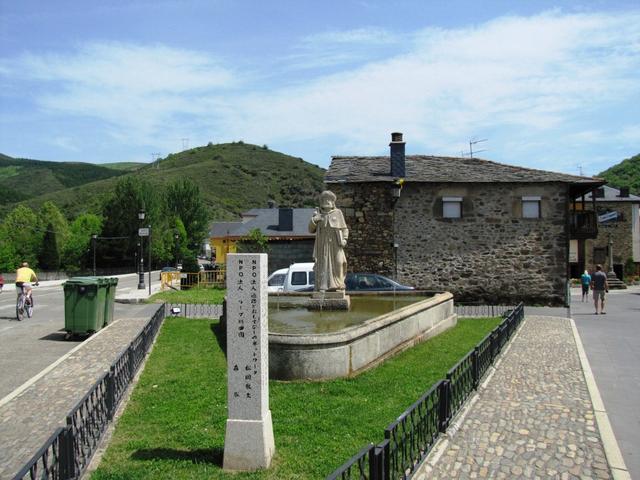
[11,304,166,480]
[326,303,525,480]
[454,304,515,318]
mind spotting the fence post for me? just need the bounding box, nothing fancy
[472,348,479,390]
[128,345,135,382]
[439,380,450,432]
[106,369,115,421]
[60,422,75,480]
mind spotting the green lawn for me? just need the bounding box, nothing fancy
[149,287,226,304]
[92,316,500,479]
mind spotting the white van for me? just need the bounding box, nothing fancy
[267,262,315,293]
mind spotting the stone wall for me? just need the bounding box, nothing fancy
[584,202,639,275]
[267,239,314,273]
[331,183,395,275]
[331,181,569,305]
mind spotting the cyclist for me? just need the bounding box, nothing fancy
[15,261,39,304]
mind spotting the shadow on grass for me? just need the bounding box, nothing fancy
[131,447,224,466]
[210,321,227,357]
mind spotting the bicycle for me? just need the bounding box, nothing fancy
[16,283,37,321]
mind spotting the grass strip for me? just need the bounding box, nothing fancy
[92,316,500,479]
[149,287,226,304]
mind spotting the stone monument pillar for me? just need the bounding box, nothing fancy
[223,253,275,471]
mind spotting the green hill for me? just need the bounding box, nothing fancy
[101,162,145,171]
[598,153,640,195]
[0,153,127,205]
[1,142,326,220]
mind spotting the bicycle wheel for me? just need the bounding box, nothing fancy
[26,298,33,318]
[16,296,25,321]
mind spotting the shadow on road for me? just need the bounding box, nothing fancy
[39,331,82,343]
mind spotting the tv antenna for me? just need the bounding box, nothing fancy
[468,138,488,158]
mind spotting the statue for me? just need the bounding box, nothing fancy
[309,190,349,292]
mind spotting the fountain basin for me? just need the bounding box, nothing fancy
[268,292,456,380]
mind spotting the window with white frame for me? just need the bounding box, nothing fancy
[442,196,462,218]
[522,196,541,218]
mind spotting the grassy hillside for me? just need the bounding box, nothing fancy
[101,162,145,171]
[1,143,326,220]
[0,153,127,205]
[598,153,640,195]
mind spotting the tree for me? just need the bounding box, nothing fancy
[0,205,42,268]
[39,223,61,270]
[62,213,103,271]
[37,202,69,271]
[236,228,269,253]
[99,176,169,268]
[165,178,209,253]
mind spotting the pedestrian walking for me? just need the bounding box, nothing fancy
[0,273,4,293]
[580,269,591,302]
[591,264,609,314]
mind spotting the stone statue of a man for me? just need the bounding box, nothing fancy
[309,190,349,291]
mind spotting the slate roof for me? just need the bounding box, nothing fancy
[209,208,315,239]
[586,185,640,202]
[325,155,603,186]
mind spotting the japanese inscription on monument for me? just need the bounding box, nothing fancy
[223,253,275,471]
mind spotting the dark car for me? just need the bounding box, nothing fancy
[345,273,414,291]
[297,273,414,292]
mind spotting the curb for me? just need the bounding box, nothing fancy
[570,318,631,480]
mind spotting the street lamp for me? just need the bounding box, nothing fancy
[91,234,98,276]
[174,231,180,269]
[138,209,146,289]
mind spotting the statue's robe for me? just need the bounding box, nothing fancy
[309,209,349,291]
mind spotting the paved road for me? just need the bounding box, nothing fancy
[570,285,640,479]
[0,273,160,399]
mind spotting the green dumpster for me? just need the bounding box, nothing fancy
[63,277,109,335]
[103,277,119,326]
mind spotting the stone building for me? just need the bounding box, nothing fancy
[209,207,315,273]
[572,185,640,279]
[325,133,603,305]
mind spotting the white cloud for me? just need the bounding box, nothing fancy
[2,10,639,169]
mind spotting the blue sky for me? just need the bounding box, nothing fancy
[1,1,639,176]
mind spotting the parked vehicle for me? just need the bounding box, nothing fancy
[267,262,315,293]
[345,273,414,291]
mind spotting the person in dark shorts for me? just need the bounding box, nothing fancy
[591,264,608,315]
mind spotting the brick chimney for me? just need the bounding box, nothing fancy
[390,132,405,177]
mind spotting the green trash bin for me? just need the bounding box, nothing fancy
[63,277,109,335]
[103,277,119,326]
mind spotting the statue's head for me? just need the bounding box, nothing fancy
[319,190,336,213]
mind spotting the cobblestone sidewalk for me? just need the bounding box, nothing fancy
[418,316,612,479]
[0,316,152,479]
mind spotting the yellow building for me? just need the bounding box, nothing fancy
[209,208,315,271]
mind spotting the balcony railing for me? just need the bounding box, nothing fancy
[570,211,598,239]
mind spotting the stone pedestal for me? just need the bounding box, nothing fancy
[606,271,627,290]
[223,254,275,471]
[307,291,351,310]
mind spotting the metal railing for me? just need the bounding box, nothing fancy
[161,269,226,291]
[454,304,515,318]
[12,305,167,480]
[326,303,525,480]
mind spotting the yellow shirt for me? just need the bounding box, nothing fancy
[16,267,37,283]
